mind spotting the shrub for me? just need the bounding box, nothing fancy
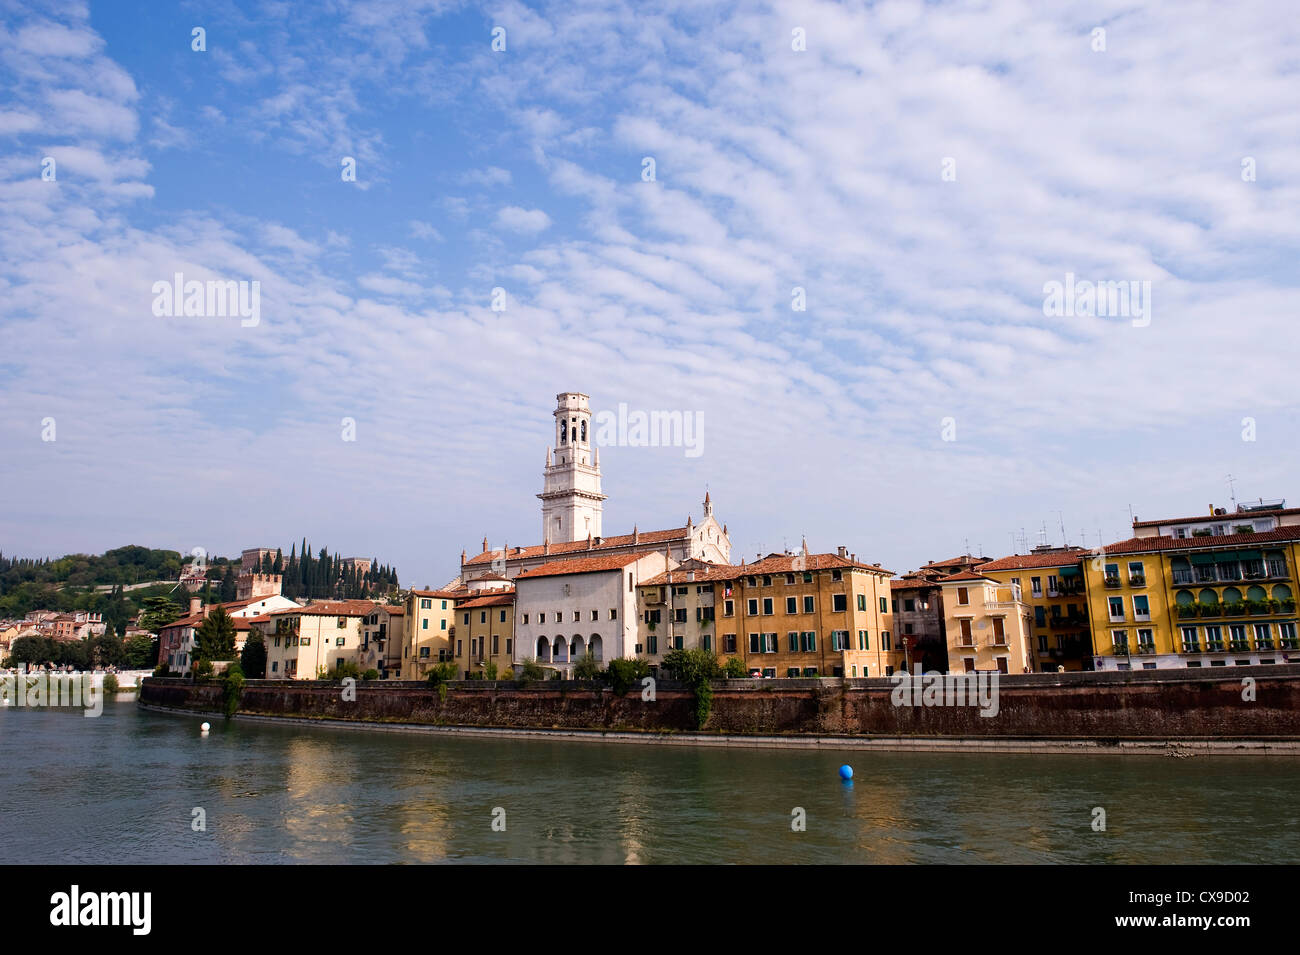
[518,657,546,684]
[483,660,499,681]
[573,652,601,680]
[722,656,748,678]
[606,657,650,696]
[662,648,722,729]
[426,662,457,686]
[221,669,245,720]
[195,660,214,681]
[322,661,361,681]
[102,674,120,695]
[362,669,380,681]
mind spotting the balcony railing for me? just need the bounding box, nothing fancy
[1180,641,1199,653]
[1281,639,1300,650]
[1111,641,1130,656]
[1128,575,1147,587]
[1173,570,1195,585]
[1256,638,1276,651]
[1104,576,1121,589]
[1135,643,1157,654]
[1228,641,1251,652]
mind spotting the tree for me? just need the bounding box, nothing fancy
[662,648,721,729]
[138,595,182,631]
[90,633,127,669]
[124,634,157,669]
[193,606,236,663]
[9,636,53,667]
[240,631,267,678]
[219,565,238,602]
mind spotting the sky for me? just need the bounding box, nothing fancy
[1,0,1297,589]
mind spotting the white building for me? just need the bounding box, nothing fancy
[513,550,672,675]
[461,391,730,582]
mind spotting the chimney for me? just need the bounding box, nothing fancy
[482,537,489,553]
[189,596,201,616]
[587,533,593,551]
[633,524,639,544]
[837,545,847,558]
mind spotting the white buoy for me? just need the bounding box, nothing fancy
[200,722,210,735]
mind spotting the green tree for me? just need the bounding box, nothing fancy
[574,652,601,680]
[605,657,651,696]
[124,634,157,669]
[240,631,267,678]
[662,648,721,729]
[138,595,183,631]
[219,565,238,602]
[193,606,237,663]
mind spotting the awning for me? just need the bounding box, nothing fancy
[1237,550,1263,560]
[1190,553,1218,565]
[1059,566,1080,578]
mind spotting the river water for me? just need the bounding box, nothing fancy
[1,702,1296,864]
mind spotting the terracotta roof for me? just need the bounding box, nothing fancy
[515,552,650,579]
[410,588,462,598]
[737,553,894,576]
[471,572,510,582]
[977,549,1089,571]
[1098,525,1300,556]
[937,570,993,582]
[464,526,691,566]
[641,563,744,586]
[891,577,939,590]
[269,600,380,617]
[1133,507,1300,528]
[921,555,991,569]
[458,592,516,608]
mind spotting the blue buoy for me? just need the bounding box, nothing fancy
[839,764,853,780]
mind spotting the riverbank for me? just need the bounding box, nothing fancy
[137,701,1300,755]
[140,665,1300,752]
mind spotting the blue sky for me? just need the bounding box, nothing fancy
[2,0,1298,589]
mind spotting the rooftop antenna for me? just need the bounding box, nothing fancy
[1226,473,1238,510]
[963,537,970,557]
[1058,511,1068,547]
[1037,523,1048,548]
[1126,503,1134,527]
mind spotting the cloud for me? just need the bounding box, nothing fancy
[495,205,552,234]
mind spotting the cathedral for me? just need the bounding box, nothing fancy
[460,392,730,581]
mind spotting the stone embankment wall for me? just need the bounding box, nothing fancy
[140,666,1300,738]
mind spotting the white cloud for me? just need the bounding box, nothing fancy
[495,205,552,234]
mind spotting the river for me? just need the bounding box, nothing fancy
[2,701,1296,863]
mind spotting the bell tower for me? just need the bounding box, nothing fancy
[538,392,607,543]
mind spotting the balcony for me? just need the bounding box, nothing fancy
[991,631,1009,646]
[1050,615,1089,630]
[1128,575,1147,588]
[1205,641,1225,653]
[1173,570,1195,585]
[1179,641,1199,654]
[1135,643,1157,655]
[1281,639,1300,650]
[1228,641,1251,652]
[1111,641,1130,656]
[1104,576,1121,589]
[1256,638,1276,651]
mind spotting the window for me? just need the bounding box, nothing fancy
[957,587,969,605]
[591,609,599,621]
[522,614,529,624]
[300,637,310,646]
[573,611,580,622]
[992,618,1005,643]
[879,596,888,614]
[420,647,430,658]
[724,634,736,653]
[674,586,688,596]
[762,597,774,615]
[831,630,848,651]
[1180,626,1198,652]
[1133,595,1150,620]
[803,596,815,613]
[271,661,278,672]
[456,640,462,656]
[441,600,447,610]
[674,608,687,623]
[857,594,866,611]
[506,639,513,654]
[747,599,759,615]
[831,570,842,582]
[788,631,799,652]
[336,637,346,646]
[959,619,973,645]
[762,575,772,586]
[1035,606,1046,627]
[858,630,868,650]
[702,634,712,652]
[724,600,734,617]
[337,617,347,628]
[749,633,760,653]
[785,573,795,585]
[647,634,658,654]
[833,594,847,612]
[1111,630,1128,651]
[463,613,470,625]
[786,597,798,614]
[881,631,891,650]
[764,633,779,653]
[1037,634,1048,652]
[480,611,487,624]
[1031,576,1042,597]
[420,598,431,609]
[903,598,915,612]
[787,667,801,678]
[1108,597,1125,620]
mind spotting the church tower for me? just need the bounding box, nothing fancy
[538,392,607,543]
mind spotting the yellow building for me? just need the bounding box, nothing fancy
[263,600,375,679]
[1082,526,1300,670]
[401,588,460,679]
[637,560,731,663]
[717,551,897,678]
[452,588,516,678]
[976,549,1091,671]
[939,571,1037,673]
[359,604,405,678]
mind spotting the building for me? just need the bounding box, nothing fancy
[158,586,300,673]
[890,575,948,673]
[711,549,897,678]
[939,571,1037,674]
[975,548,1091,671]
[1083,525,1300,670]
[401,588,461,679]
[359,604,405,678]
[261,600,376,679]
[513,550,672,676]
[460,393,730,583]
[1130,499,1300,539]
[637,559,735,661]
[453,588,516,678]
[241,548,276,573]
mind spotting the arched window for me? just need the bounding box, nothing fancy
[589,634,603,661]
[1223,587,1243,605]
[559,423,567,443]
[580,420,587,442]
[536,636,550,661]
[1198,589,1218,606]
[1273,584,1292,601]
[1175,589,1194,606]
